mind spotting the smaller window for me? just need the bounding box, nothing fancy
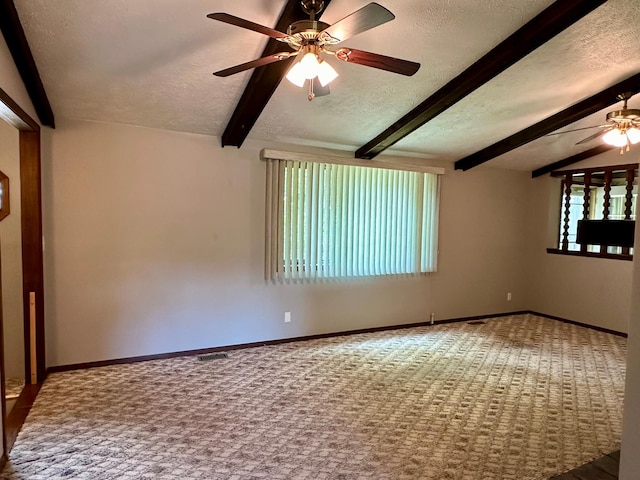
[549,163,637,260]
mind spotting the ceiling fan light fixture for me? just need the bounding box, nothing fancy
[286,62,307,87]
[317,60,338,87]
[299,52,321,79]
[286,51,338,89]
[603,129,628,148]
[626,127,640,144]
[210,3,421,102]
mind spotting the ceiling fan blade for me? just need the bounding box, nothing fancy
[545,124,609,137]
[321,3,395,43]
[207,13,289,39]
[214,53,292,77]
[576,129,610,145]
[334,48,420,76]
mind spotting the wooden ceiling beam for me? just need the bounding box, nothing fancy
[221,0,333,148]
[0,0,54,127]
[355,0,607,159]
[531,145,615,178]
[456,72,640,171]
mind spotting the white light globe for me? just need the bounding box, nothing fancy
[626,127,640,144]
[285,62,306,87]
[299,52,320,80]
[317,61,339,87]
[603,129,628,147]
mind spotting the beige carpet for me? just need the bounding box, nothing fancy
[4,378,24,399]
[0,314,627,479]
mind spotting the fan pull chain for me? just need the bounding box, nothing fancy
[622,134,631,154]
[308,79,315,102]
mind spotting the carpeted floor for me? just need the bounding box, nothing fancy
[4,378,24,399]
[0,314,627,479]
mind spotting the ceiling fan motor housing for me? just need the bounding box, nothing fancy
[301,0,325,16]
[606,109,640,123]
[287,20,329,36]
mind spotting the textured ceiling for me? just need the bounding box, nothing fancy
[13,0,640,171]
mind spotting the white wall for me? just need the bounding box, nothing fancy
[42,118,531,367]
[433,167,529,318]
[0,119,25,381]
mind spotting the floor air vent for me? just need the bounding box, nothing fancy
[198,352,228,361]
[468,321,486,325]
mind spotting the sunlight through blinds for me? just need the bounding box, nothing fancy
[265,154,441,282]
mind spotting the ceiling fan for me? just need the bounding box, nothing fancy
[207,1,420,101]
[547,93,640,154]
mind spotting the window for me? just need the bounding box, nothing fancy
[264,150,442,282]
[549,163,637,260]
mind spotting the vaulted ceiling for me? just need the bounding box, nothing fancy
[9,0,640,173]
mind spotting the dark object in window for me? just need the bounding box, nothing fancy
[550,162,637,260]
[577,219,635,248]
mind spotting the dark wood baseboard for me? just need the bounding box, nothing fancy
[5,383,41,452]
[48,310,531,373]
[47,310,626,374]
[529,311,627,338]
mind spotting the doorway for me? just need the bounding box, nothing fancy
[0,118,24,421]
[0,87,45,458]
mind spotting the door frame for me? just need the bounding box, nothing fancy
[0,87,45,456]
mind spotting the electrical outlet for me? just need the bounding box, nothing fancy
[284,311,291,323]
[507,292,512,301]
[430,312,435,325]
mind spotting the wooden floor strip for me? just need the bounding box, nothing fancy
[549,451,620,480]
[5,384,41,452]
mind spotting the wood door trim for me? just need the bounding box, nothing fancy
[19,130,45,383]
[0,89,39,132]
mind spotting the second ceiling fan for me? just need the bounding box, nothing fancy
[548,93,640,154]
[208,1,421,100]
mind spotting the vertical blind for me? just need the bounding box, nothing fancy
[265,158,441,282]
